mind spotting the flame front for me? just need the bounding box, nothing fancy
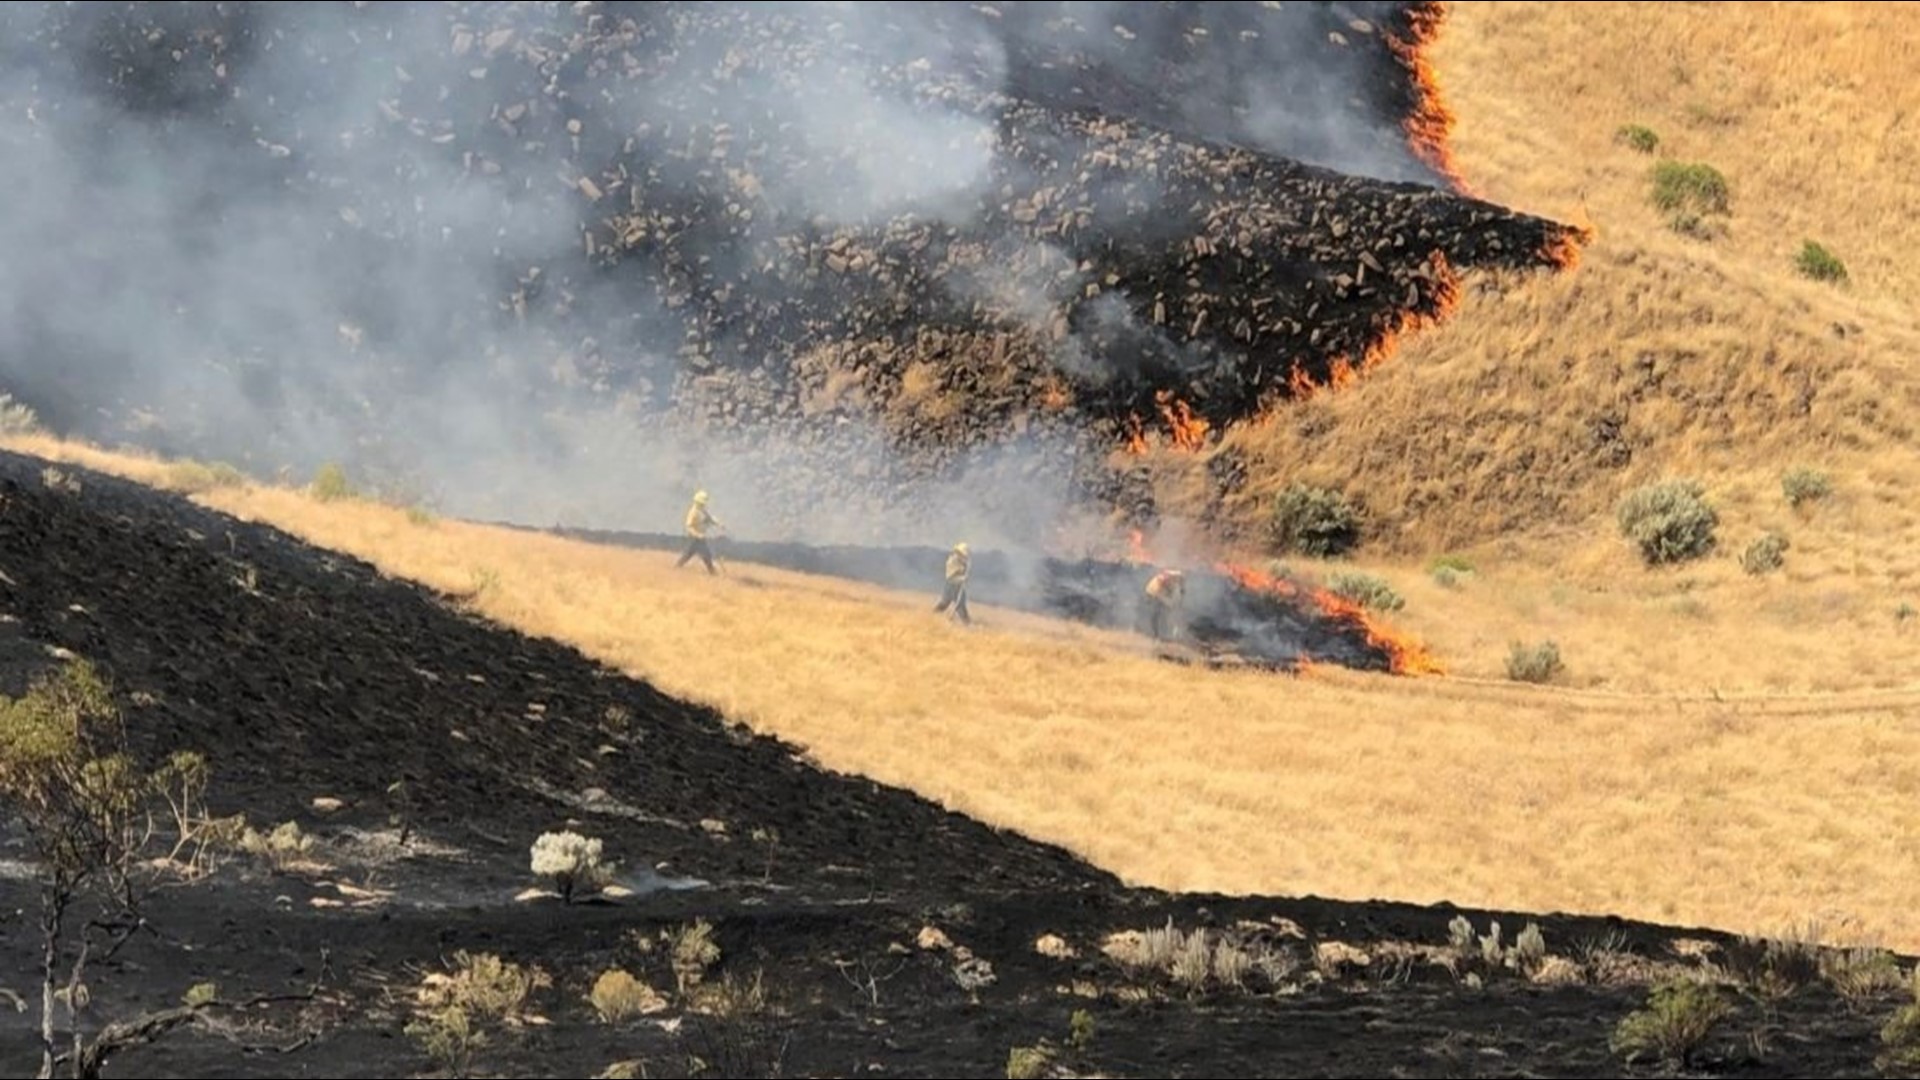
[1215,559,1446,677]
[1156,391,1211,451]
[1127,527,1445,677]
[1389,2,1471,197]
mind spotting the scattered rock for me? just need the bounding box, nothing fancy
[310,796,346,813]
[917,926,954,952]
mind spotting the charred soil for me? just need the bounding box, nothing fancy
[0,450,1906,1079]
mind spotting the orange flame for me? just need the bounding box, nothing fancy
[1389,2,1472,197]
[1127,528,1445,677]
[1123,414,1149,455]
[1283,250,1464,401]
[1156,391,1211,451]
[1214,558,1446,677]
[1542,220,1597,271]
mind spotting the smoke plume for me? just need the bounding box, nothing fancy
[0,1,1488,550]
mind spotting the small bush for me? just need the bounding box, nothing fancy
[1650,160,1730,216]
[1611,979,1731,1067]
[165,460,248,495]
[1006,1043,1055,1080]
[1431,566,1465,589]
[1795,239,1848,283]
[1823,946,1906,1007]
[1326,572,1405,612]
[406,505,438,527]
[1721,922,1825,999]
[1740,531,1789,576]
[1067,1009,1096,1053]
[419,951,546,1021]
[1615,123,1660,153]
[1270,483,1361,558]
[1782,466,1832,508]
[1428,553,1474,574]
[0,392,41,436]
[407,1006,485,1078]
[530,830,612,903]
[182,982,220,1007]
[1616,480,1719,565]
[1900,602,1918,624]
[590,969,667,1024]
[1506,641,1563,684]
[670,919,722,994]
[1880,970,1920,1076]
[310,462,355,502]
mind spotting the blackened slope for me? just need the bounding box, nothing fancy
[0,2,1578,542]
[530,526,1394,672]
[0,450,1118,896]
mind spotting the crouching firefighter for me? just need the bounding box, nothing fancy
[1144,567,1186,642]
[676,490,723,574]
[934,541,972,625]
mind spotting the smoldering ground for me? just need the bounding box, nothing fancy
[0,1,1469,547]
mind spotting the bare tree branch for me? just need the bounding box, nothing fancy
[56,989,318,1080]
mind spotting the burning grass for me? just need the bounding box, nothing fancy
[12,432,1920,954]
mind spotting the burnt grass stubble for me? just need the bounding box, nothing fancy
[0,455,1901,1079]
[0,1,1582,539]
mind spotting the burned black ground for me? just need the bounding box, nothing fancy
[0,451,1906,1079]
[0,1,1584,542]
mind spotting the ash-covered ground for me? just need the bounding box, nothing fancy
[0,1,1584,549]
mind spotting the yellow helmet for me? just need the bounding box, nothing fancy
[693,490,709,504]
[954,541,968,554]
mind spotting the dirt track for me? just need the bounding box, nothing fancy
[0,449,1905,1078]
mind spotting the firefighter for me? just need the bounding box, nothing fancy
[676,489,723,574]
[934,541,972,625]
[1144,567,1186,641]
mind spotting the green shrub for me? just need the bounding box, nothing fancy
[1431,566,1465,589]
[1795,240,1848,283]
[1506,640,1563,684]
[310,462,355,502]
[1615,124,1660,154]
[1740,531,1789,576]
[1326,572,1405,612]
[1428,554,1474,574]
[1006,1043,1055,1080]
[1616,480,1718,565]
[1611,979,1730,1067]
[1880,970,1920,1076]
[1782,466,1832,509]
[1900,602,1918,624]
[1270,483,1361,558]
[1650,160,1731,216]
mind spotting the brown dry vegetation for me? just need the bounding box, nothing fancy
[10,431,1920,953]
[7,0,1919,970]
[1146,0,1920,693]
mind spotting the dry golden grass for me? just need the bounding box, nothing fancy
[1185,1,1920,560]
[9,1,1920,955]
[10,431,1920,950]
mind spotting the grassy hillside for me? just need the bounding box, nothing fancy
[1177,1,1920,573]
[12,432,1920,954]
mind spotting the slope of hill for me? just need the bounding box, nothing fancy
[1179,0,1920,564]
[13,433,1920,960]
[1,445,1911,1079]
[0,0,1583,547]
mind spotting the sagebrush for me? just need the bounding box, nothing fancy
[1616,480,1718,564]
[1270,483,1361,558]
[1795,239,1848,283]
[1326,572,1404,612]
[1740,531,1789,576]
[1506,641,1563,684]
[1611,979,1730,1067]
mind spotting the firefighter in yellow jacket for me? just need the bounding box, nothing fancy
[1145,568,1186,641]
[676,490,723,574]
[933,541,972,624]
